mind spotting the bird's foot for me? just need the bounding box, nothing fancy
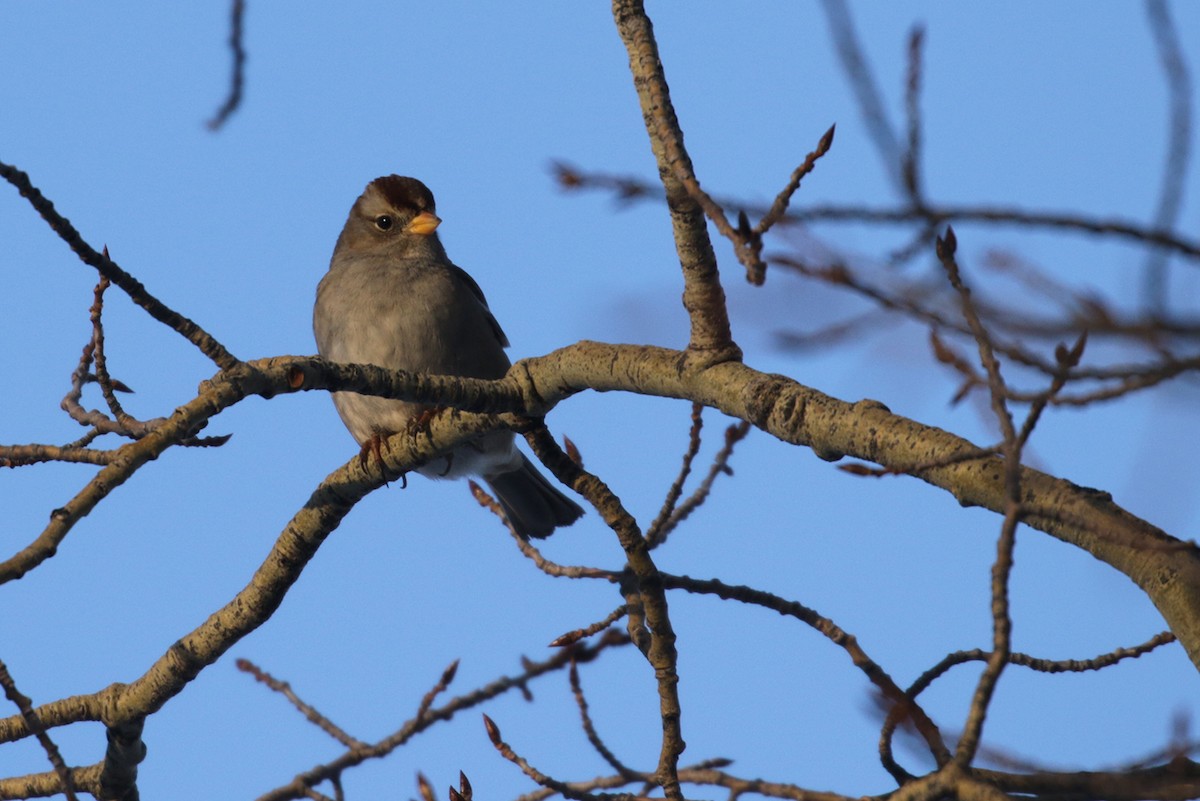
[404,407,453,476]
[358,432,408,488]
[406,406,443,435]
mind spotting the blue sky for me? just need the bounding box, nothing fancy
[3,3,1199,798]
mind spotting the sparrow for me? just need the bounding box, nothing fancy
[313,175,584,539]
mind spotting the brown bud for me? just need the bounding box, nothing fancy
[482,714,502,745]
[552,161,582,188]
[818,123,836,155]
[1058,330,1088,366]
[950,379,974,406]
[563,435,583,467]
[936,225,958,259]
[928,330,956,365]
[416,772,435,801]
[549,631,580,647]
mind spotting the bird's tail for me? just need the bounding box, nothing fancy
[485,455,584,539]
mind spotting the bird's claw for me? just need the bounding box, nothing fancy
[359,432,407,487]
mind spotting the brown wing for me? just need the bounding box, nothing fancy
[448,262,510,348]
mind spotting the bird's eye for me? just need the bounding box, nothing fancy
[374,215,394,231]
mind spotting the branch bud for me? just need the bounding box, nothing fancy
[482,714,502,746]
[818,123,836,155]
[935,225,957,259]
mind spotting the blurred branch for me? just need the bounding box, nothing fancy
[771,254,1200,406]
[902,25,926,204]
[974,760,1200,800]
[817,0,903,193]
[554,166,1200,262]
[206,0,248,131]
[1143,0,1193,311]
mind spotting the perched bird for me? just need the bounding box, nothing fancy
[314,175,583,538]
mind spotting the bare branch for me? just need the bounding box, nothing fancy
[255,634,631,801]
[207,0,248,131]
[611,0,739,359]
[645,403,704,547]
[569,658,639,780]
[818,0,903,192]
[550,606,629,648]
[936,228,1020,767]
[902,25,926,204]
[0,659,77,800]
[0,160,240,369]
[658,571,950,778]
[237,659,367,750]
[1143,0,1193,310]
[523,422,686,801]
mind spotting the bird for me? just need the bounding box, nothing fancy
[313,175,584,539]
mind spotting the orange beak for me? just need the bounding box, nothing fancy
[405,211,441,236]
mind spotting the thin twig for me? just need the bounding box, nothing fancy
[569,658,640,779]
[818,0,903,192]
[237,659,367,750]
[207,0,248,130]
[469,480,616,580]
[415,660,462,723]
[657,571,950,780]
[523,419,685,801]
[0,159,240,368]
[657,420,751,543]
[255,633,631,801]
[902,25,925,204]
[645,403,705,546]
[936,227,1020,767]
[1143,0,1193,311]
[555,165,1200,261]
[753,125,837,239]
[0,658,78,800]
[550,606,629,648]
[485,714,644,801]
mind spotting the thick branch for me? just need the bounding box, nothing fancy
[4,345,1195,738]
[611,0,739,361]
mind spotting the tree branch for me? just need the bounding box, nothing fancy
[611,0,740,360]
